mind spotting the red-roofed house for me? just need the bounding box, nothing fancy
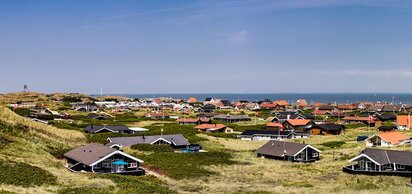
[187,97,197,103]
[366,131,409,147]
[194,124,230,133]
[397,115,412,130]
[283,119,312,131]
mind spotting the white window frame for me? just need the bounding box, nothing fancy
[396,164,405,170]
[128,162,138,168]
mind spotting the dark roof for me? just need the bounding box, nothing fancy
[220,100,231,106]
[241,130,294,136]
[204,98,213,101]
[362,148,412,165]
[377,125,397,131]
[377,114,396,120]
[381,105,400,112]
[203,104,217,109]
[108,134,190,147]
[256,141,318,157]
[84,125,130,133]
[64,143,117,165]
[314,124,345,131]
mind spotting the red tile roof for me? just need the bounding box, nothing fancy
[266,123,283,128]
[378,131,408,144]
[194,124,226,131]
[286,119,311,126]
[397,115,412,126]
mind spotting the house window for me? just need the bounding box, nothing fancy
[128,162,137,168]
[312,152,318,157]
[102,162,110,168]
[94,163,101,169]
[396,164,405,170]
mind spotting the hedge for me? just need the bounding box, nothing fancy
[0,159,57,187]
[137,151,236,179]
[321,141,346,148]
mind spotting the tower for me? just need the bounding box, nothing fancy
[23,85,29,92]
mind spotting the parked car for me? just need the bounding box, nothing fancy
[357,135,368,141]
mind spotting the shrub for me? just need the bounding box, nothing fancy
[86,132,133,144]
[46,145,73,159]
[0,159,57,187]
[227,124,266,132]
[62,96,82,103]
[0,121,29,136]
[130,144,174,152]
[137,151,236,179]
[8,108,31,117]
[321,141,346,148]
[58,187,111,194]
[0,133,13,149]
[71,174,178,194]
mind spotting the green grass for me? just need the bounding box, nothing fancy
[59,174,178,194]
[200,132,237,138]
[136,151,236,180]
[321,141,346,149]
[86,132,133,144]
[49,120,87,131]
[227,124,267,132]
[0,133,13,149]
[46,144,73,159]
[0,159,58,187]
[345,123,367,129]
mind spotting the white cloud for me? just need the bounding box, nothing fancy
[227,30,250,45]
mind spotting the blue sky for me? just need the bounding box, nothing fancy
[1,0,412,94]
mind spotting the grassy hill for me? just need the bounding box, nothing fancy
[0,106,175,194]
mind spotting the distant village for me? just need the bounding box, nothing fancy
[5,92,412,180]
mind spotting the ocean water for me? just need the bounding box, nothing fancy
[104,93,412,104]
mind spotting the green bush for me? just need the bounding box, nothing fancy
[50,121,87,131]
[0,159,57,187]
[97,174,178,194]
[86,132,133,144]
[46,145,73,159]
[0,121,29,136]
[130,144,174,152]
[201,132,237,138]
[137,151,236,179]
[58,187,111,194]
[8,108,31,117]
[227,124,266,132]
[321,141,346,148]
[58,174,177,194]
[344,124,366,129]
[0,133,13,149]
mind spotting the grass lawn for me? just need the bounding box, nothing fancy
[146,129,412,194]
